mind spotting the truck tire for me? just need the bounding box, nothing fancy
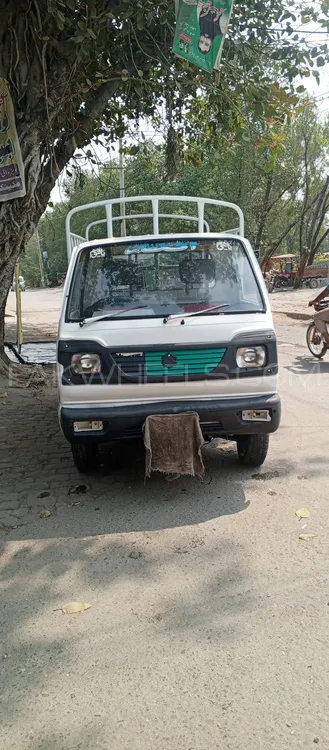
[236,434,269,467]
[71,442,100,472]
[309,278,318,289]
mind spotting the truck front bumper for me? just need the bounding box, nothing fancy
[60,393,281,444]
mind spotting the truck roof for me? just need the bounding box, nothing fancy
[65,194,245,261]
[74,231,244,253]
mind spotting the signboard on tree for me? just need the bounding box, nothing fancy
[173,0,233,73]
[0,78,26,202]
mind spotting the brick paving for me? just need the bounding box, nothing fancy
[0,376,146,538]
[0,382,77,535]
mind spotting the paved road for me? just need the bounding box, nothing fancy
[1,322,329,750]
[5,288,63,342]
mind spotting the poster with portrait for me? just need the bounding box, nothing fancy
[0,78,26,202]
[173,0,233,73]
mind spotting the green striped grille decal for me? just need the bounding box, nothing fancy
[145,348,226,376]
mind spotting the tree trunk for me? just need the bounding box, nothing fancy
[306,177,329,266]
[0,128,45,358]
[255,174,273,250]
[294,249,309,289]
[0,294,7,359]
[298,131,311,261]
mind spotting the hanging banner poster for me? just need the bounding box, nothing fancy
[0,78,26,202]
[173,0,233,73]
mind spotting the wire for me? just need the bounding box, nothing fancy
[232,26,329,36]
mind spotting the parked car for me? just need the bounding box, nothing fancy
[11,274,25,292]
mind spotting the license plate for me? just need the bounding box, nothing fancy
[242,410,271,422]
[73,421,103,432]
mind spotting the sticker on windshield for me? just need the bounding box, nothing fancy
[125,241,198,254]
[90,248,105,259]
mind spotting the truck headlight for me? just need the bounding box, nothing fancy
[236,346,266,368]
[71,353,101,374]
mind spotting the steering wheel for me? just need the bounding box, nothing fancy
[82,296,114,318]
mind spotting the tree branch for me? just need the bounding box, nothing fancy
[307,177,329,263]
[262,187,326,265]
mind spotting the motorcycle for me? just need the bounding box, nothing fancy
[274,274,290,289]
[306,299,329,359]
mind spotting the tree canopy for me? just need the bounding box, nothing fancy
[22,102,329,288]
[1,0,329,350]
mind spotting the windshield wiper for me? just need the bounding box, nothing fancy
[163,303,231,324]
[79,305,149,327]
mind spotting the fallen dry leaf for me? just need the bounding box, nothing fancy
[60,602,91,615]
[299,534,317,541]
[68,485,87,496]
[296,508,310,519]
[0,392,7,399]
[39,509,51,518]
[128,550,142,559]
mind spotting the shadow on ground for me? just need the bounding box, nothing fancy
[283,354,329,375]
[0,386,300,748]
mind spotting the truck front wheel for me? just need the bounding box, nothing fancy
[71,442,100,472]
[236,434,269,467]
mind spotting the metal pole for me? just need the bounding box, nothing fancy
[15,263,23,354]
[35,228,46,288]
[119,138,126,237]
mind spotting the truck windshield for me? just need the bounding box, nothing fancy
[67,238,264,321]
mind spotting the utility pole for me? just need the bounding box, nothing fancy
[118,138,126,237]
[35,228,46,288]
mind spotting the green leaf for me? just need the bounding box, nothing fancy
[87,28,97,40]
[316,56,325,67]
[55,15,65,31]
[137,11,145,30]
[66,0,75,9]
[263,160,275,173]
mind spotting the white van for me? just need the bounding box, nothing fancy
[58,196,280,472]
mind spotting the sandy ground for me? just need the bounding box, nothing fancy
[5,288,63,342]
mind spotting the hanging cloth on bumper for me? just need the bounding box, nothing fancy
[143,412,205,479]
